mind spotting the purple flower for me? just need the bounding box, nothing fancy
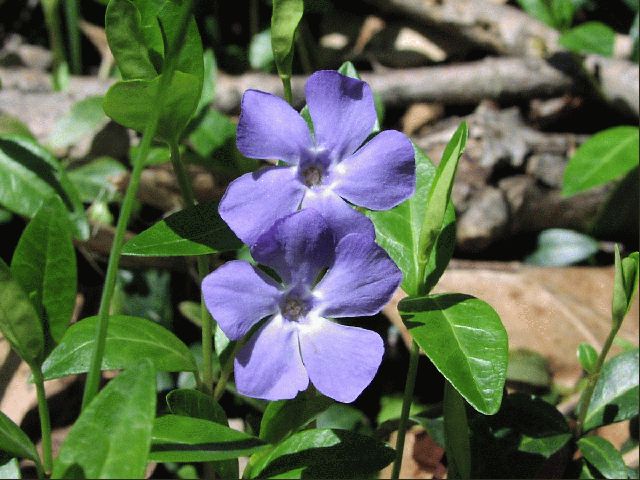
[202,209,402,402]
[219,70,415,246]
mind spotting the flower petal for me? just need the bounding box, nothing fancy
[333,130,415,210]
[314,233,402,317]
[305,70,376,158]
[234,315,309,400]
[219,166,305,246]
[237,89,312,164]
[251,209,334,286]
[299,316,383,403]
[202,261,281,341]
[301,190,375,240]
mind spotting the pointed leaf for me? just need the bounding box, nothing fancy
[583,348,639,431]
[247,429,395,479]
[0,411,40,464]
[270,0,303,81]
[0,259,44,365]
[260,395,334,444]
[367,143,456,296]
[122,201,241,256]
[0,135,89,239]
[52,361,157,478]
[577,343,598,374]
[525,229,599,267]
[150,415,267,462]
[563,126,639,197]
[578,436,627,480]
[41,315,196,379]
[400,293,508,414]
[560,21,616,56]
[67,157,126,203]
[48,96,108,150]
[10,197,76,343]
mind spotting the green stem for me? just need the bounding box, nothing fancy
[281,76,293,104]
[81,0,195,410]
[42,0,68,91]
[443,381,471,479]
[32,366,52,475]
[169,141,214,394]
[391,340,420,480]
[575,325,618,437]
[64,0,81,74]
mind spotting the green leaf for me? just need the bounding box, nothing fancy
[0,113,34,139]
[550,0,575,30]
[166,389,239,479]
[260,394,334,444]
[525,229,599,266]
[67,157,127,203]
[560,21,616,56]
[613,248,639,325]
[47,96,108,150]
[104,71,202,143]
[270,0,303,81]
[315,404,369,433]
[444,383,471,480]
[577,436,627,480]
[105,0,157,80]
[195,49,217,114]
[0,411,40,464]
[516,0,555,27]
[507,349,551,388]
[249,29,275,71]
[0,135,89,239]
[247,429,395,479]
[583,348,639,431]
[577,343,598,374]
[52,360,157,479]
[400,294,508,414]
[0,457,21,479]
[0,259,44,365]
[367,143,456,296]
[122,201,241,256]
[41,314,197,379]
[150,415,267,462]
[188,109,236,158]
[563,126,639,197]
[10,197,76,343]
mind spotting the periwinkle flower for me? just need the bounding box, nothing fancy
[219,70,416,246]
[202,209,401,402]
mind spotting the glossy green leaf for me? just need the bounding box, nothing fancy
[0,457,20,479]
[52,361,156,479]
[157,0,204,80]
[560,21,616,56]
[578,436,627,480]
[195,49,217,114]
[583,348,639,431]
[270,0,303,80]
[613,247,639,325]
[10,198,76,343]
[41,314,196,380]
[166,389,239,479]
[367,143,456,296]
[577,343,598,374]
[400,294,508,414]
[0,135,89,239]
[48,96,108,150]
[525,229,599,266]
[247,429,395,479]
[0,411,40,464]
[67,157,126,203]
[150,415,267,462]
[122,201,241,256]
[315,404,370,433]
[260,394,334,444]
[0,259,44,365]
[104,71,201,143]
[563,126,639,197]
[105,0,157,79]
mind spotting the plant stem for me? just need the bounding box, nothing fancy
[575,325,618,437]
[169,141,214,394]
[81,0,195,410]
[391,340,420,480]
[42,0,68,91]
[443,381,471,479]
[281,76,293,104]
[32,366,52,475]
[64,0,81,74]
